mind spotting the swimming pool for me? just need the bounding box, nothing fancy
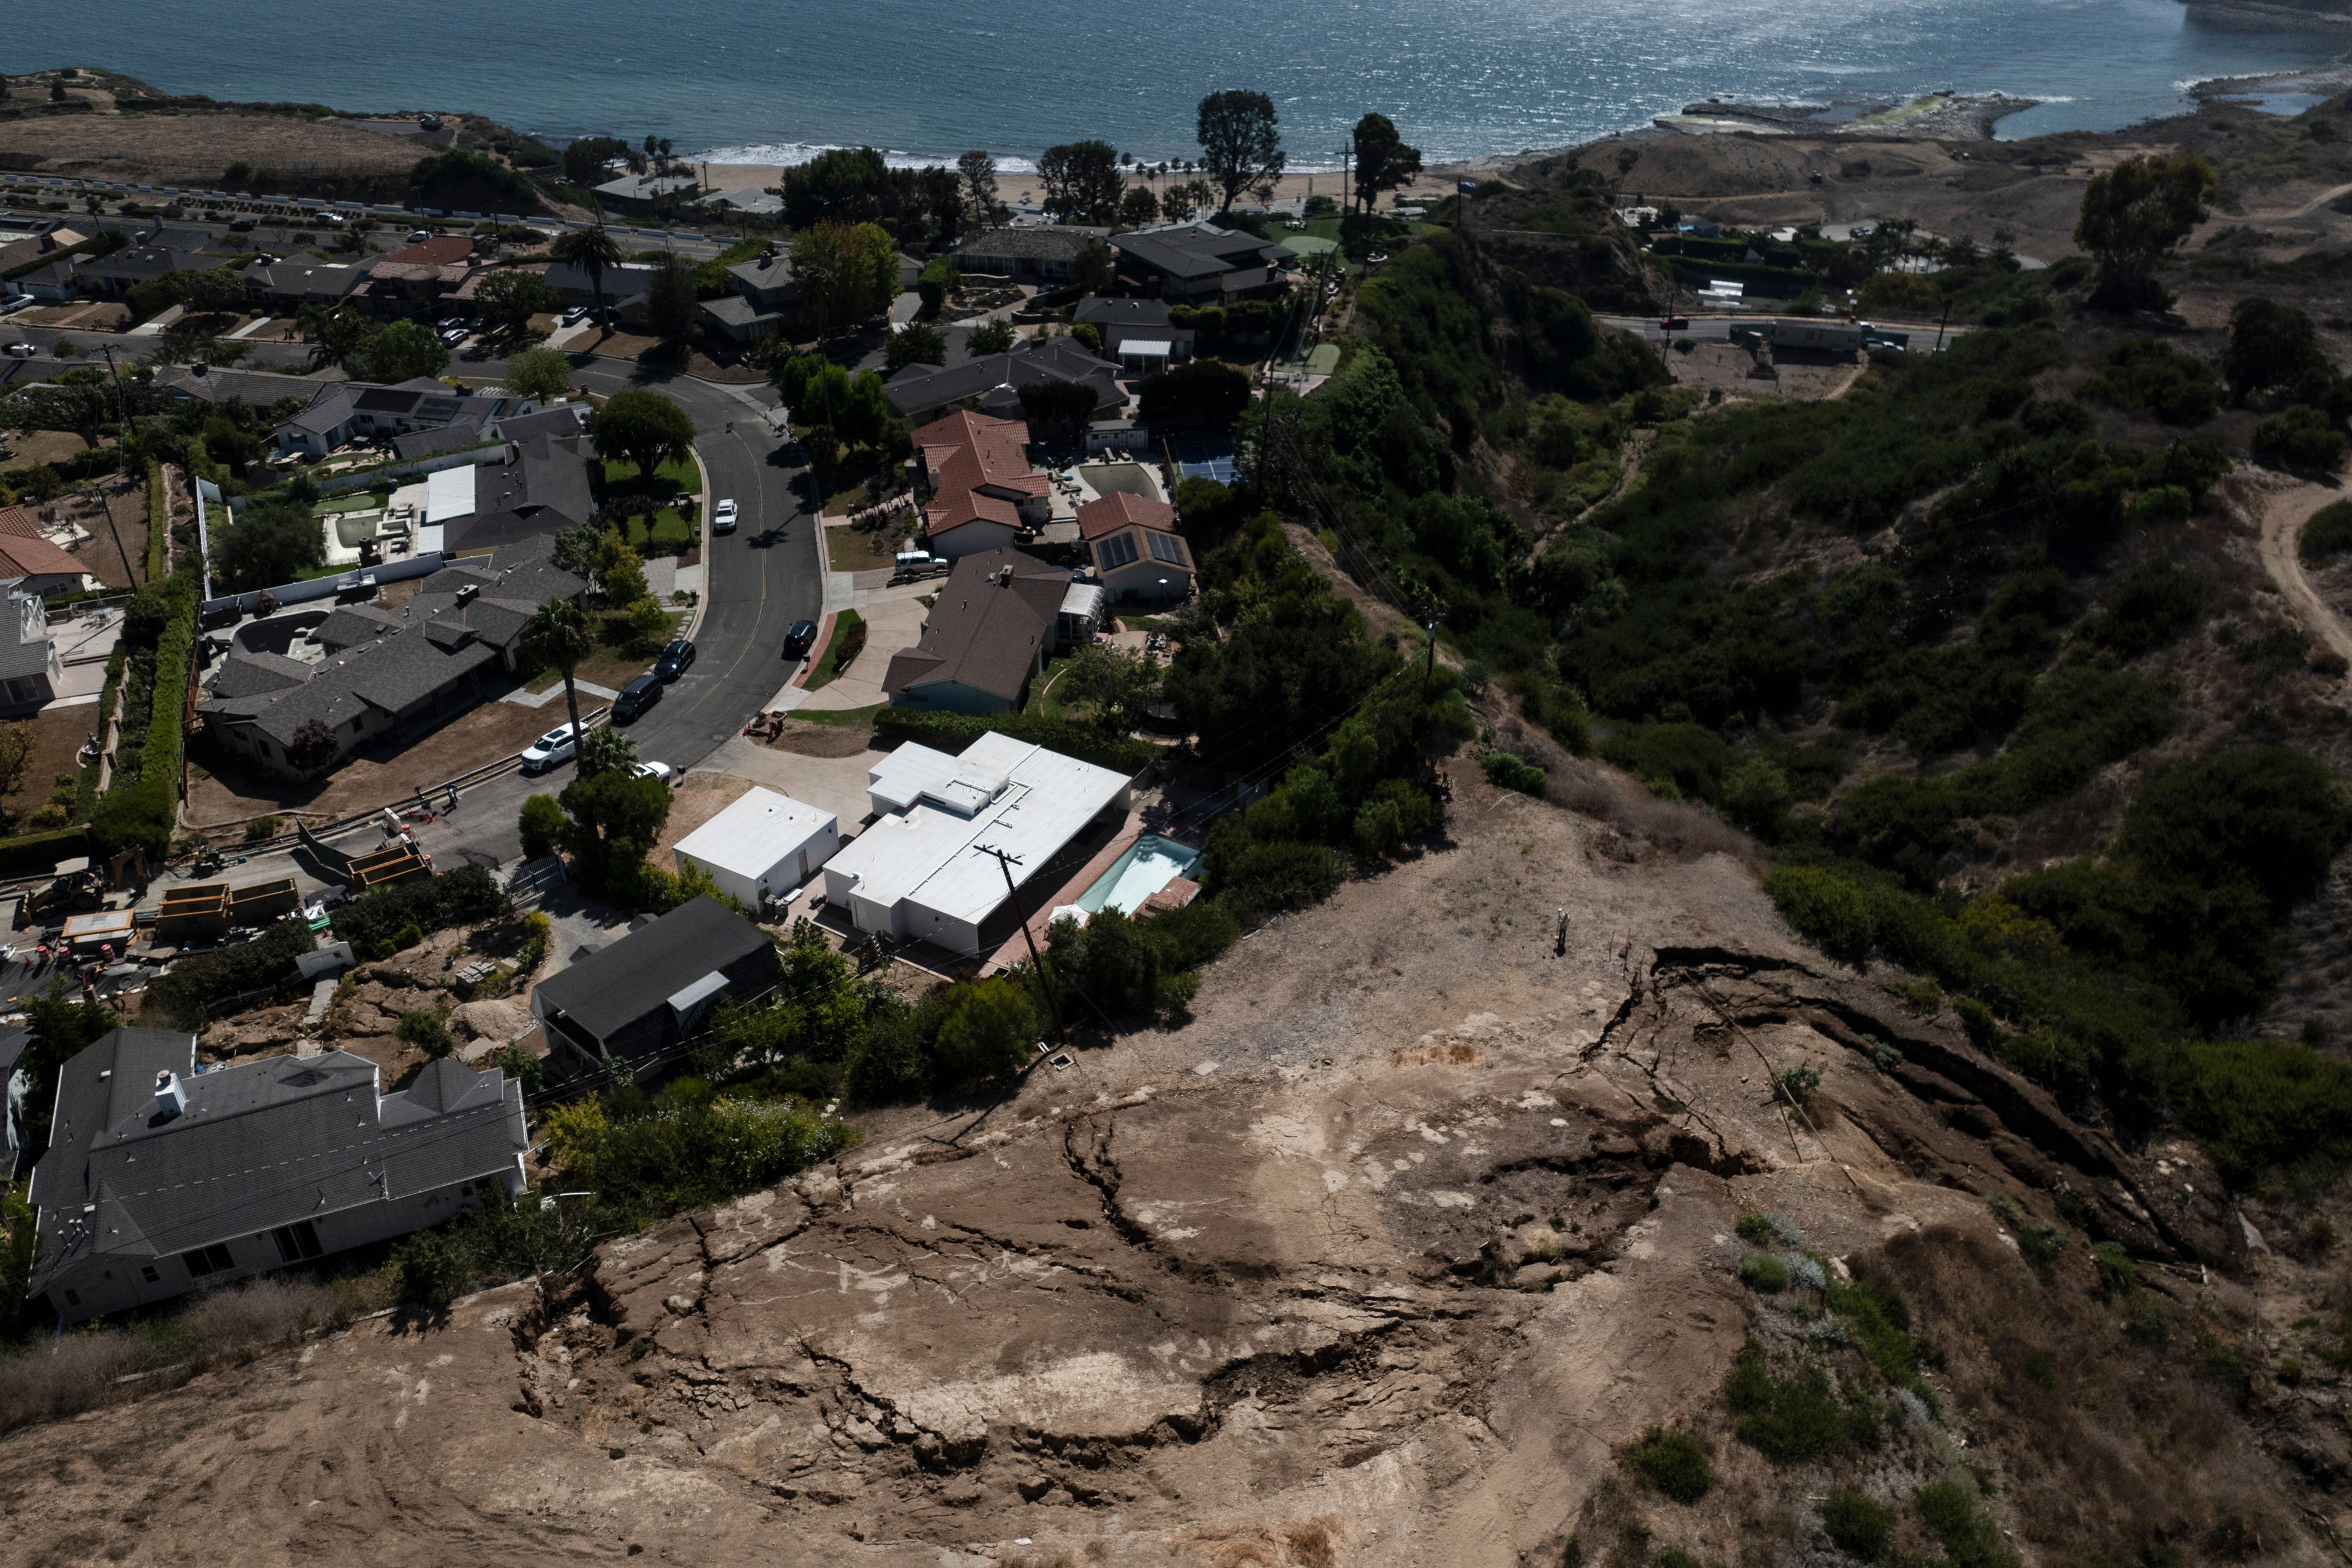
[1076,835,1201,917]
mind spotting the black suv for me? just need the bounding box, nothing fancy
[783,619,818,660]
[612,673,664,722]
[655,638,696,680]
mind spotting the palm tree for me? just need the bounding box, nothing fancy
[522,598,592,752]
[549,221,623,329]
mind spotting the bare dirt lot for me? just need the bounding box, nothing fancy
[0,109,424,186]
[0,706,91,830]
[0,758,2296,1567]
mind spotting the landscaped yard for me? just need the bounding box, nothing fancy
[804,609,865,691]
[598,453,702,554]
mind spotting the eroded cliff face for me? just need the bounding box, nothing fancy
[0,770,2320,1568]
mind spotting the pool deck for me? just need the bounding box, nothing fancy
[978,813,1145,979]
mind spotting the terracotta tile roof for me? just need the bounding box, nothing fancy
[0,505,51,542]
[385,235,473,267]
[913,409,1047,538]
[0,531,86,579]
[1075,491,1178,543]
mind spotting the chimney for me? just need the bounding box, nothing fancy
[154,1069,187,1120]
[997,565,1013,586]
[455,582,479,606]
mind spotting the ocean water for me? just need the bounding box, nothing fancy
[7,0,2346,172]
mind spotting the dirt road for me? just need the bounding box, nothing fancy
[2252,469,2352,676]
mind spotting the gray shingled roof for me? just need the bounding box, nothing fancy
[157,366,333,408]
[953,225,1112,265]
[1111,222,1295,281]
[532,897,774,1042]
[883,337,1123,423]
[1073,296,1172,329]
[28,1030,525,1291]
[0,584,53,683]
[206,650,312,699]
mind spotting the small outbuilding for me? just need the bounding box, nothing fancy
[529,897,779,1079]
[673,787,840,913]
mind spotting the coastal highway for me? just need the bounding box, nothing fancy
[1600,313,1965,350]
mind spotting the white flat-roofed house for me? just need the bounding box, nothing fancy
[820,733,1133,956]
[673,786,840,911]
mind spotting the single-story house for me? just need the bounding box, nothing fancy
[673,787,840,911]
[26,1028,528,1325]
[273,377,533,459]
[821,732,1134,954]
[883,336,1125,426]
[75,245,214,300]
[1085,418,1148,456]
[13,258,85,303]
[701,187,785,219]
[154,364,328,412]
[1112,222,1296,303]
[0,531,92,600]
[592,172,701,213]
[199,535,584,777]
[951,225,1112,284]
[911,408,1049,559]
[530,897,780,1079]
[238,257,376,309]
[426,417,597,553]
[1076,492,1194,603]
[0,579,61,711]
[883,548,1096,714]
[1073,296,1195,366]
[544,260,655,323]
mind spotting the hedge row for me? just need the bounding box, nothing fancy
[91,572,197,858]
[0,826,92,878]
[143,461,167,582]
[871,708,1157,775]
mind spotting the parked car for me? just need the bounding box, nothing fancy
[783,619,818,660]
[3,342,33,359]
[654,639,695,680]
[632,761,675,785]
[227,216,257,232]
[712,498,738,533]
[519,722,583,773]
[612,673,663,722]
[559,305,589,326]
[1660,314,1690,331]
[406,228,432,243]
[438,326,468,346]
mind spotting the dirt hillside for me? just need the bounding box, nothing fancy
[2,760,2320,1568]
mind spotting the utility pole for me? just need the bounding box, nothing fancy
[95,347,142,586]
[976,844,1066,1039]
[1935,300,1950,353]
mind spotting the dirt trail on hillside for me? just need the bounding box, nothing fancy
[2250,469,2352,679]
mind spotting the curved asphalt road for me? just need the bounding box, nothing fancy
[569,360,819,775]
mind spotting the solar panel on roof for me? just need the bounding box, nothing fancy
[1147,531,1188,565]
[1097,532,1139,568]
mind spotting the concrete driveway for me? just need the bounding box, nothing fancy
[793,581,930,713]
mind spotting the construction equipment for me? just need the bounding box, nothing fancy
[154,877,301,942]
[347,841,430,891]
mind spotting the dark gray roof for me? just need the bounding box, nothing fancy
[953,225,1112,264]
[1112,222,1295,281]
[391,417,493,461]
[883,337,1123,423]
[239,258,375,301]
[725,254,793,292]
[80,246,211,284]
[0,584,53,682]
[493,405,589,445]
[1073,296,1172,329]
[28,1029,525,1290]
[702,295,788,330]
[532,897,774,1041]
[207,650,312,699]
[157,365,332,408]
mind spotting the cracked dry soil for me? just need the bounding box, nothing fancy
[0,766,2281,1566]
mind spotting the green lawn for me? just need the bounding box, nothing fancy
[794,703,886,729]
[524,605,693,694]
[804,609,865,691]
[1025,649,1094,722]
[599,454,703,554]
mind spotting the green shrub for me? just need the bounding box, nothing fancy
[1735,1212,1775,1245]
[334,864,509,960]
[2172,1037,2352,1187]
[1914,1483,2018,1568]
[1825,1276,1934,1406]
[2078,556,2207,659]
[91,570,197,859]
[2301,500,2352,562]
[1740,1253,1792,1292]
[398,1009,453,1058]
[1726,1341,1847,1463]
[1820,1491,1895,1560]
[2253,405,2349,471]
[1480,751,1548,796]
[1622,1427,1713,1503]
[927,976,1041,1087]
[872,707,1156,774]
[518,794,565,861]
[145,916,317,1027]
